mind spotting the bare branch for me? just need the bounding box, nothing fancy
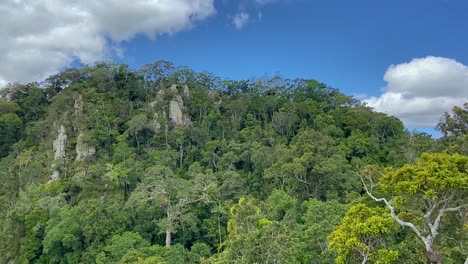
[431,204,467,237]
[423,200,437,220]
[358,173,427,245]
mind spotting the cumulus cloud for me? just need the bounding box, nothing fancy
[364,56,468,128]
[232,12,250,30]
[0,0,215,85]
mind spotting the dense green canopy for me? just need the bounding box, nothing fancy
[0,61,465,264]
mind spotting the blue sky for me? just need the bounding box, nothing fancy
[116,0,468,96]
[1,0,467,133]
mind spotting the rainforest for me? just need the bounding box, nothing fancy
[0,61,466,264]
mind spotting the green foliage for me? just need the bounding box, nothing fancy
[98,231,149,263]
[0,113,22,157]
[0,98,17,114]
[328,204,399,264]
[300,199,347,263]
[362,152,467,263]
[2,82,48,122]
[381,153,467,199]
[437,103,468,137]
[437,103,468,154]
[0,61,463,264]
[218,196,302,263]
[43,207,83,263]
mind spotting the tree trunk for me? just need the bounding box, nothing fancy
[165,124,169,147]
[425,249,443,264]
[134,131,139,150]
[165,228,172,248]
[166,209,173,247]
[179,144,183,168]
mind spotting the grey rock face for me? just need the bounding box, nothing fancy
[48,169,60,183]
[183,85,190,96]
[169,95,192,126]
[75,132,96,161]
[53,125,67,160]
[49,125,67,183]
[169,96,187,126]
[153,113,161,132]
[151,84,192,127]
[74,94,83,116]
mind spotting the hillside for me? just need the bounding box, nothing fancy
[0,61,466,264]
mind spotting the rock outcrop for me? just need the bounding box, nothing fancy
[150,84,192,127]
[75,132,96,162]
[152,113,162,132]
[74,94,83,116]
[53,125,67,159]
[168,85,191,126]
[49,170,60,182]
[49,125,67,183]
[169,95,191,126]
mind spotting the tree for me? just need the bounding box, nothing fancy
[87,102,120,149]
[96,231,149,263]
[437,103,468,137]
[301,199,347,263]
[3,83,47,122]
[436,103,468,154]
[126,113,152,150]
[127,164,216,247]
[43,206,83,263]
[328,204,399,264]
[265,129,357,200]
[0,99,17,114]
[3,61,466,263]
[0,113,22,157]
[359,153,468,264]
[216,195,301,264]
[78,198,131,251]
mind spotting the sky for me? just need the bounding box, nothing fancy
[1,0,467,134]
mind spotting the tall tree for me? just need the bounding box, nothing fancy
[436,103,468,154]
[0,113,22,157]
[328,204,399,264]
[359,153,467,264]
[127,164,216,247]
[437,103,468,137]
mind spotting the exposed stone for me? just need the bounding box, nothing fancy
[49,125,67,183]
[75,132,96,161]
[152,84,191,126]
[169,100,183,125]
[157,88,165,100]
[74,94,83,116]
[169,96,191,126]
[183,85,190,96]
[48,169,60,184]
[53,125,67,160]
[152,113,161,132]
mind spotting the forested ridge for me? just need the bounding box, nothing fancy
[0,61,466,264]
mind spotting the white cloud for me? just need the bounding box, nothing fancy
[364,56,468,128]
[233,12,250,29]
[0,0,215,84]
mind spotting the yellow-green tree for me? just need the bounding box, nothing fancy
[360,153,468,264]
[328,204,399,264]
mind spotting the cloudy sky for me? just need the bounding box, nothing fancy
[1,0,467,133]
